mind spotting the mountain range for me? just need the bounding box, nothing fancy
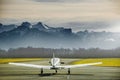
[0,22,120,50]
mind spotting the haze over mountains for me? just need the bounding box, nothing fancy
[0,22,120,50]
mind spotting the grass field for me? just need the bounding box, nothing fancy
[71,58,120,67]
[0,58,43,64]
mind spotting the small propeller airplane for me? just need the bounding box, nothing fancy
[9,53,102,74]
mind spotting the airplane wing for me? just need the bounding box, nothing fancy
[57,62,102,69]
[9,62,51,69]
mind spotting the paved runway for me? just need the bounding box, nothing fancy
[0,59,120,80]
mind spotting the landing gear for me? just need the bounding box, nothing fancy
[55,70,57,73]
[41,68,43,74]
[68,68,70,74]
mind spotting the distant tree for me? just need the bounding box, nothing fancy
[0,47,120,58]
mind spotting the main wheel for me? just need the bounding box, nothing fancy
[41,68,43,74]
[68,68,70,74]
[55,70,57,73]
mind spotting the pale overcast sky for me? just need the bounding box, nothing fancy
[0,0,120,32]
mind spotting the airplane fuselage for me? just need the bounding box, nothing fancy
[50,58,60,69]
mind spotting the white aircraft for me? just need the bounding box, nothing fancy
[9,53,102,74]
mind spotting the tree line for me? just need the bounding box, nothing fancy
[0,47,120,58]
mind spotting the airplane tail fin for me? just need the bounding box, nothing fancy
[53,53,55,58]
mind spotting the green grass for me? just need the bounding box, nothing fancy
[71,58,120,67]
[0,58,43,64]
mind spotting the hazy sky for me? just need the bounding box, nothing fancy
[0,0,120,32]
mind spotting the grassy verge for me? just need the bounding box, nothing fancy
[0,58,43,64]
[71,58,120,67]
